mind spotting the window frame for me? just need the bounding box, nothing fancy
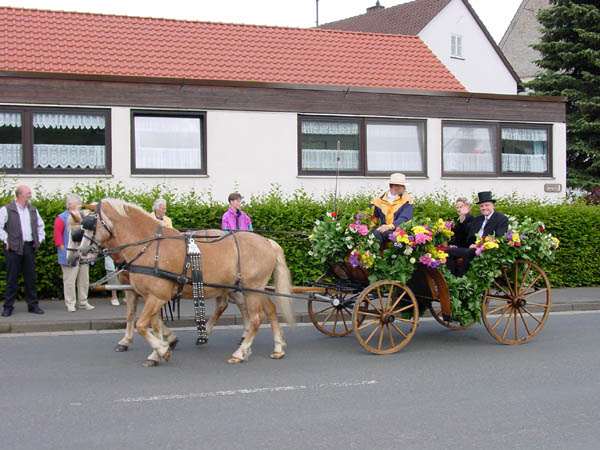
[451,33,464,59]
[130,109,207,175]
[441,120,553,178]
[297,115,428,177]
[0,105,111,175]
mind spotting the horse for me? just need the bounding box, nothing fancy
[73,199,295,367]
[66,215,255,355]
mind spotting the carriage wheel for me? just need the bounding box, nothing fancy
[353,280,419,355]
[482,260,551,345]
[428,301,471,330]
[308,290,357,337]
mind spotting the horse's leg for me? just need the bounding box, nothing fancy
[228,293,262,364]
[158,317,178,349]
[136,295,171,367]
[115,290,138,352]
[263,297,286,359]
[206,295,229,336]
[228,291,250,345]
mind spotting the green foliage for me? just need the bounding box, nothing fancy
[0,183,599,301]
[525,0,600,190]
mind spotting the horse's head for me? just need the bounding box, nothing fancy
[77,200,116,258]
[66,205,96,265]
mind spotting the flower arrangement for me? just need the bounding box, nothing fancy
[344,212,379,269]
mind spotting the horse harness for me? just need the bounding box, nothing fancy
[80,201,245,345]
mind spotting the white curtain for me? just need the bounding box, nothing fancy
[0,112,21,128]
[501,127,548,172]
[33,113,105,130]
[443,125,495,173]
[34,144,105,169]
[134,116,202,169]
[0,143,22,168]
[302,121,359,135]
[502,154,547,173]
[302,149,359,170]
[502,128,547,143]
[366,123,423,172]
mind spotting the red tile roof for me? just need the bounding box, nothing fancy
[321,0,452,35]
[0,7,465,92]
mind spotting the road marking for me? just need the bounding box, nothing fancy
[1,309,599,338]
[114,379,378,404]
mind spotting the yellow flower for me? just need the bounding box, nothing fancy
[483,241,499,250]
[412,225,428,235]
[551,236,560,248]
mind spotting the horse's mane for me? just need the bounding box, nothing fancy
[104,198,155,221]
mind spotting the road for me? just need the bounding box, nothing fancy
[1,311,599,450]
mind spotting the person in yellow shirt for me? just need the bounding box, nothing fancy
[151,198,173,229]
[371,173,414,243]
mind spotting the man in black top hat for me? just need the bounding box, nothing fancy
[447,191,509,276]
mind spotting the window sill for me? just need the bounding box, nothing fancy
[450,56,465,60]
[3,173,113,178]
[297,175,428,180]
[130,174,209,178]
[441,176,555,180]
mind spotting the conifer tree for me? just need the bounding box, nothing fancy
[526,0,600,189]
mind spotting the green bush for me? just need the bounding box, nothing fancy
[0,182,598,300]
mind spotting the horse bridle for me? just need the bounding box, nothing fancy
[80,199,114,252]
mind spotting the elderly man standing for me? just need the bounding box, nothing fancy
[0,185,45,317]
[54,194,93,312]
[151,198,173,229]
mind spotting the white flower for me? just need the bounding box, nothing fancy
[404,247,413,255]
[347,244,353,249]
[409,257,416,264]
[315,220,321,225]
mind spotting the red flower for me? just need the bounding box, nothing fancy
[538,225,545,233]
[330,212,337,218]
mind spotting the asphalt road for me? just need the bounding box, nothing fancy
[1,311,599,450]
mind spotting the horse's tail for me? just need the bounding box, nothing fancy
[268,239,296,327]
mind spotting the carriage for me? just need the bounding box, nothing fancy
[301,258,552,355]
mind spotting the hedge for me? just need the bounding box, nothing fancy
[0,181,598,300]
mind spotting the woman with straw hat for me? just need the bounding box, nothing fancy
[371,173,414,243]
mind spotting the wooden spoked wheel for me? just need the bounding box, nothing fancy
[482,260,551,345]
[352,280,419,355]
[428,301,470,330]
[308,290,357,337]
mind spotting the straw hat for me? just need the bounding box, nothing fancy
[389,173,408,186]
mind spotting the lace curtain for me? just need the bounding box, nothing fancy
[0,112,21,127]
[301,121,359,136]
[366,123,424,172]
[501,127,548,173]
[33,113,105,130]
[302,149,359,170]
[33,144,105,169]
[0,143,22,168]
[134,116,202,169]
[301,120,360,171]
[443,125,495,173]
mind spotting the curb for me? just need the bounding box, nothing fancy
[0,304,598,334]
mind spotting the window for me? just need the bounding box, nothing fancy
[443,123,496,174]
[0,107,110,174]
[443,121,552,177]
[501,126,549,174]
[132,111,206,174]
[366,121,425,173]
[0,111,22,169]
[451,34,463,58]
[298,115,426,176]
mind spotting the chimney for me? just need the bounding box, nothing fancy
[366,1,384,13]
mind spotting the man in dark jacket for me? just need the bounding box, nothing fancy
[0,185,45,316]
[447,191,508,276]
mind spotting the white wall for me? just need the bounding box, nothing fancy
[4,105,566,203]
[419,0,518,95]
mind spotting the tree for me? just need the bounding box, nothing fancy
[526,0,600,190]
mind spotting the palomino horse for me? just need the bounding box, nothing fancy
[75,199,295,366]
[66,216,257,356]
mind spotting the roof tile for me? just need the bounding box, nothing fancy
[0,7,465,92]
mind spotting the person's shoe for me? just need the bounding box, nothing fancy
[78,303,95,311]
[66,305,76,313]
[110,297,120,306]
[28,306,44,315]
[1,308,13,317]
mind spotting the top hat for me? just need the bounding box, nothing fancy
[476,191,496,204]
[389,173,408,186]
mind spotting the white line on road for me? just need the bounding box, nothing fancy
[1,309,599,338]
[114,379,378,404]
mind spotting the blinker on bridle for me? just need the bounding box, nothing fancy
[80,200,114,250]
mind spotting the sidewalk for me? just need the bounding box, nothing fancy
[0,287,598,334]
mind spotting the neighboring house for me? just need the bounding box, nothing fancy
[321,0,521,95]
[500,0,551,83]
[0,7,566,201]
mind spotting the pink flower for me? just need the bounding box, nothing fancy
[349,223,369,236]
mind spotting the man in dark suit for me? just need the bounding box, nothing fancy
[447,191,508,276]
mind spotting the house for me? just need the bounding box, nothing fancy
[500,0,551,83]
[0,7,566,201]
[321,0,521,95]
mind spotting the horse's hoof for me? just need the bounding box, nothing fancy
[270,352,286,360]
[142,359,159,367]
[162,349,172,361]
[227,357,244,364]
[169,339,179,350]
[114,344,129,352]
